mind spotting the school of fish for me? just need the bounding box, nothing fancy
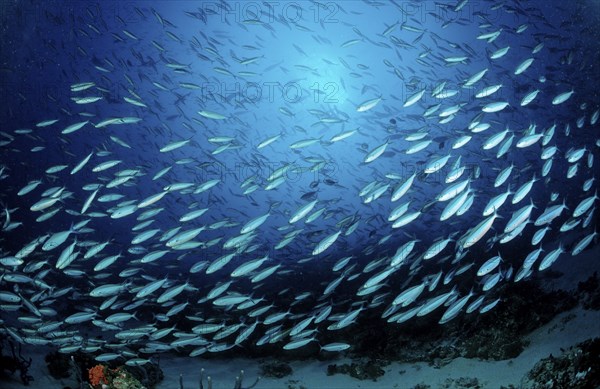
[0,0,599,366]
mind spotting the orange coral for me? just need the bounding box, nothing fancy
[88,364,107,386]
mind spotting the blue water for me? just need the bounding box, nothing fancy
[1,0,600,385]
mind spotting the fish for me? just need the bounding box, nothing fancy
[483,127,511,150]
[71,152,94,175]
[403,89,426,107]
[290,138,320,149]
[240,212,270,234]
[534,200,567,226]
[436,179,470,202]
[461,211,500,249]
[61,120,89,134]
[92,160,122,172]
[514,58,534,75]
[72,96,102,104]
[483,186,512,216]
[423,154,452,174]
[444,56,468,64]
[552,90,574,105]
[482,101,510,113]
[81,188,99,214]
[504,201,535,233]
[312,231,342,256]
[463,68,488,87]
[364,141,389,163]
[439,290,474,324]
[231,255,269,278]
[520,90,540,106]
[356,97,382,112]
[18,180,43,196]
[43,225,76,251]
[257,134,282,149]
[289,200,318,224]
[405,139,432,154]
[512,176,538,204]
[572,191,598,217]
[70,82,95,92]
[417,288,457,317]
[1,1,598,366]
[198,110,227,120]
[441,188,471,221]
[477,255,502,276]
[320,343,351,352]
[490,46,510,59]
[538,244,565,271]
[571,230,598,256]
[475,84,502,98]
[160,139,190,152]
[166,227,206,248]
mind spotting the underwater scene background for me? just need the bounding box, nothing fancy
[1,0,600,388]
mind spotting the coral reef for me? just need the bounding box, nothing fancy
[88,364,108,387]
[109,368,147,389]
[87,364,147,389]
[521,337,600,388]
[43,351,164,389]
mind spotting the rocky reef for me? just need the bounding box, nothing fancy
[410,376,482,389]
[260,362,293,378]
[326,359,387,381]
[333,281,578,369]
[521,338,600,388]
[0,334,33,385]
[575,272,600,311]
